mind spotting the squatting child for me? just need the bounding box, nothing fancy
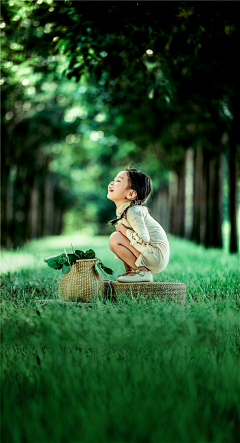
[107,167,170,282]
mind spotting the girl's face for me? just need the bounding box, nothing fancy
[107,170,137,204]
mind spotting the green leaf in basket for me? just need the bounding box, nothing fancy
[48,262,63,270]
[44,255,60,264]
[74,250,84,259]
[95,260,113,275]
[84,249,95,259]
[57,255,67,265]
[100,263,113,275]
[67,253,77,265]
[44,255,62,269]
[95,260,102,275]
[44,261,62,270]
[62,263,71,274]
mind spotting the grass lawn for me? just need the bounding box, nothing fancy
[1,232,240,443]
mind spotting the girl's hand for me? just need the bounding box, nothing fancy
[115,223,127,236]
[115,223,124,232]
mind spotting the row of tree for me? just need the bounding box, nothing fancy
[60,1,239,252]
[1,1,239,252]
[152,147,225,249]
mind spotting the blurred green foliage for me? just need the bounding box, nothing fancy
[1,0,170,241]
[1,1,239,250]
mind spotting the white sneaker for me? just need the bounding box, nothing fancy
[117,269,153,283]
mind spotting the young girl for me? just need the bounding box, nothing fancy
[107,167,170,282]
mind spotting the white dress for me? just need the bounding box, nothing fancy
[115,202,170,274]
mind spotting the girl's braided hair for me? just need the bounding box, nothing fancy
[108,168,153,226]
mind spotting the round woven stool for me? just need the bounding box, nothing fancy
[59,259,105,302]
[104,280,186,304]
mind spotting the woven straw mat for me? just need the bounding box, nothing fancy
[104,280,186,304]
[59,259,105,302]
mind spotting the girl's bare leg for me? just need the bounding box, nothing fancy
[124,262,132,272]
[109,232,148,273]
[118,261,133,277]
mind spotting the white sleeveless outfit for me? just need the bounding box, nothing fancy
[115,202,170,274]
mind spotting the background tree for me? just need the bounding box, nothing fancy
[57,1,239,252]
[1,0,239,252]
[1,10,78,247]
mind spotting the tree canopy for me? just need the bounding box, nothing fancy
[1,0,239,251]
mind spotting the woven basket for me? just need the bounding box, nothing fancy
[59,258,105,302]
[104,280,186,304]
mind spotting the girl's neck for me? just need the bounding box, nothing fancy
[115,200,131,209]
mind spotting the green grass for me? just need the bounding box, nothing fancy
[1,233,240,443]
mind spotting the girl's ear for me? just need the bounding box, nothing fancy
[127,189,138,201]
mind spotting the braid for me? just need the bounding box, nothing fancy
[122,199,142,221]
[108,215,121,226]
[108,199,142,226]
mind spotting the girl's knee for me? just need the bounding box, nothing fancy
[109,231,123,250]
[109,237,114,252]
[109,232,118,250]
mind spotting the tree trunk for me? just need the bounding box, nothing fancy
[191,145,223,248]
[29,174,40,239]
[200,147,208,245]
[191,143,203,244]
[175,156,186,237]
[184,149,194,240]
[43,174,54,236]
[6,166,17,249]
[169,171,178,235]
[1,167,8,248]
[229,142,238,253]
[169,155,186,237]
[150,180,169,232]
[205,153,223,248]
[14,167,31,248]
[55,207,64,235]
